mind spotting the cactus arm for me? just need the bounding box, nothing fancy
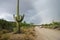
[13,14,16,20]
[19,14,24,22]
[13,14,17,21]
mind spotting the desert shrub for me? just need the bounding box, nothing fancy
[0,30,9,34]
[13,27,17,33]
[2,30,10,34]
[0,34,10,40]
[41,22,60,30]
[9,27,35,40]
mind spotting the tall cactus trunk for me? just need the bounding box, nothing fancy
[16,0,19,16]
[16,21,20,33]
[16,0,20,33]
[13,0,24,33]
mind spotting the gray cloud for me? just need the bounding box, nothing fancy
[0,0,60,24]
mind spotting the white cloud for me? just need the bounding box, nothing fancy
[0,12,13,21]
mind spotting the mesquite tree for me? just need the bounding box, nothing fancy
[13,0,24,33]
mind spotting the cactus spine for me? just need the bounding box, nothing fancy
[13,0,24,33]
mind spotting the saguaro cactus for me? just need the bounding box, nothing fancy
[13,0,24,33]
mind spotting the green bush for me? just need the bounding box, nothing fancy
[41,22,60,29]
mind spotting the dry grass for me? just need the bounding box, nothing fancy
[0,27,35,40]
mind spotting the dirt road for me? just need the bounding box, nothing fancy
[35,27,60,40]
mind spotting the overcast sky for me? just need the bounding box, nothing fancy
[0,0,60,24]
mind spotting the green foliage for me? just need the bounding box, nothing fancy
[0,19,13,31]
[0,19,34,32]
[42,22,60,29]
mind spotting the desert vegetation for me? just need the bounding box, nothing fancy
[0,19,35,40]
[41,21,60,30]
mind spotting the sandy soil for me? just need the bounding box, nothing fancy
[35,27,60,40]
